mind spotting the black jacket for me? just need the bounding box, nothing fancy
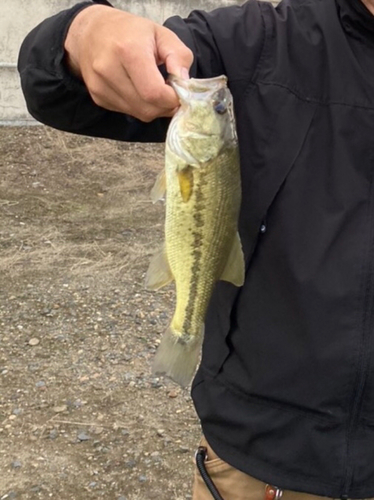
[18,0,374,497]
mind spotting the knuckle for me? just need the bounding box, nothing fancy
[91,59,107,77]
[138,86,162,105]
[90,92,103,107]
[138,108,158,122]
[116,41,136,62]
[88,83,104,105]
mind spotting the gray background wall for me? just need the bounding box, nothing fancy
[1,0,276,124]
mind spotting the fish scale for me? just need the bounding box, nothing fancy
[166,147,240,340]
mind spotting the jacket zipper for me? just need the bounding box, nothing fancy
[341,170,374,497]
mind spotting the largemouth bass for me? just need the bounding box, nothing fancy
[146,75,244,387]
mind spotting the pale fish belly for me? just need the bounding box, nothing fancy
[165,146,241,341]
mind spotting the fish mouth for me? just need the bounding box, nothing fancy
[168,74,227,89]
[168,75,228,103]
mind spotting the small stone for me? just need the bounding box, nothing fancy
[138,475,147,483]
[118,496,127,500]
[35,381,46,388]
[156,429,165,437]
[49,430,58,440]
[125,459,136,469]
[11,461,22,469]
[28,338,40,346]
[88,482,97,488]
[53,405,67,413]
[12,409,22,416]
[179,446,189,453]
[150,451,160,458]
[168,390,178,398]
[8,415,16,421]
[92,427,103,435]
[78,432,90,442]
[121,429,130,436]
[151,380,162,389]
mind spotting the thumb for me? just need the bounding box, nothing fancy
[156,26,194,79]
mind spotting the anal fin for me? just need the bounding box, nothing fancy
[145,244,173,290]
[220,232,245,287]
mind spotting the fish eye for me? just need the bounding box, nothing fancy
[214,101,227,114]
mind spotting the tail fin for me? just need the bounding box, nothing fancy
[152,327,203,388]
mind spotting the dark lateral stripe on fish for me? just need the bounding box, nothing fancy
[182,172,206,335]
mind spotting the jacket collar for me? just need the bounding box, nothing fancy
[336,0,374,41]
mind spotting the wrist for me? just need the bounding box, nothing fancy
[64,4,112,78]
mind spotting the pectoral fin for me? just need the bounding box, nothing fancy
[151,169,166,203]
[145,244,173,290]
[220,232,245,287]
[178,166,194,203]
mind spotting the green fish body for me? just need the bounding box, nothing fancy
[146,75,244,387]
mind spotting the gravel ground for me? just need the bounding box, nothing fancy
[0,126,201,500]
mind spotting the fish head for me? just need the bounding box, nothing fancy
[167,76,237,167]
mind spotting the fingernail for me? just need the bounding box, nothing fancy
[181,67,190,80]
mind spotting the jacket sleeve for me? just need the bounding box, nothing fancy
[18,0,264,142]
[165,1,264,91]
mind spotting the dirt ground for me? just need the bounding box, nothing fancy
[0,126,201,500]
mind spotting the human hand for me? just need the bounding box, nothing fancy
[64,5,193,121]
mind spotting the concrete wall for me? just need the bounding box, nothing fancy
[1,0,276,124]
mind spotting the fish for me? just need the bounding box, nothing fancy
[145,75,245,387]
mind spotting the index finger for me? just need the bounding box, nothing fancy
[125,48,180,110]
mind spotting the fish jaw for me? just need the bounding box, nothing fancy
[168,75,228,100]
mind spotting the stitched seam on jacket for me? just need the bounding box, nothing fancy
[239,1,267,100]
